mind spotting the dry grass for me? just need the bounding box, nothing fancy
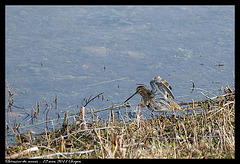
[5,86,235,159]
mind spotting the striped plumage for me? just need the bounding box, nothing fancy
[124,76,181,112]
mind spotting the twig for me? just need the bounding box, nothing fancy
[179,92,235,106]
[29,149,99,159]
[92,103,127,113]
[6,146,39,159]
[37,146,56,153]
[147,135,224,141]
[122,142,144,148]
[200,91,211,99]
[82,92,104,107]
[70,103,127,116]
[6,82,25,112]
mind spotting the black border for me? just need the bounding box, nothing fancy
[3,2,237,161]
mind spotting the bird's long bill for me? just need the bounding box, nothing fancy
[160,83,175,99]
[124,91,138,103]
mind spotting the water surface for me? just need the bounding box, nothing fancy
[6,6,234,144]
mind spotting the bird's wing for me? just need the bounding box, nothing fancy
[154,76,172,90]
[149,97,171,112]
[152,79,175,99]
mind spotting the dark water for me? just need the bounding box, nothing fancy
[6,6,234,144]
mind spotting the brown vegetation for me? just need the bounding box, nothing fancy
[5,85,235,159]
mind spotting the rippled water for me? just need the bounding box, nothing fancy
[6,6,234,144]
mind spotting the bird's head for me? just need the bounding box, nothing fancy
[124,85,150,103]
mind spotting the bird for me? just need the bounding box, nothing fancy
[124,76,181,112]
[153,76,181,111]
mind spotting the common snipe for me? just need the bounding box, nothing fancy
[124,76,181,112]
